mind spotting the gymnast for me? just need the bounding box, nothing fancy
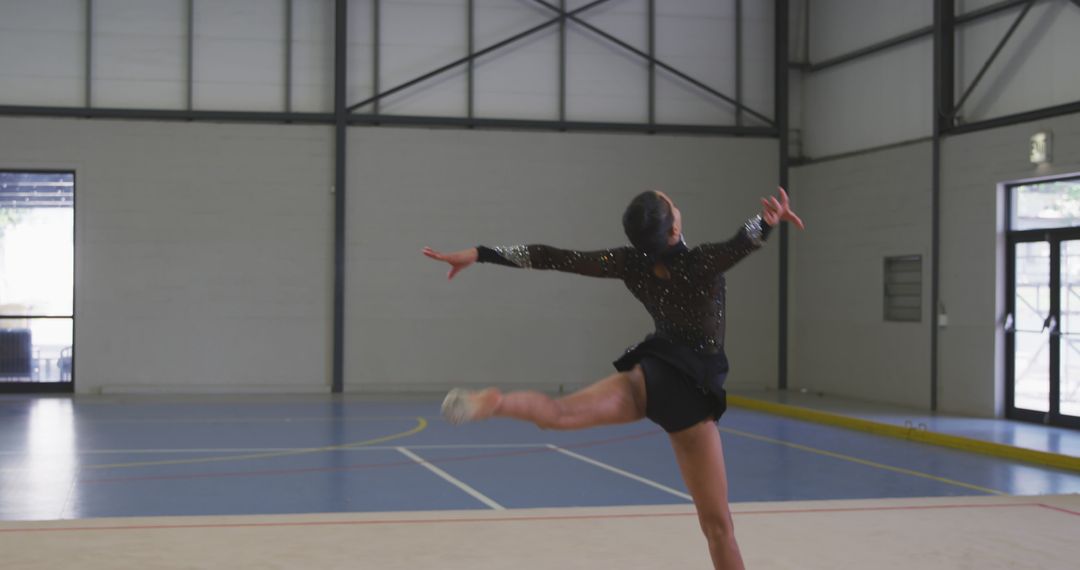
[423,187,804,569]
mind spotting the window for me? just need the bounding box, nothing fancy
[1011,178,1080,231]
[0,172,74,386]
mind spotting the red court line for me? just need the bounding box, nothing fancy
[1,502,1072,534]
[81,429,663,485]
[1036,503,1080,517]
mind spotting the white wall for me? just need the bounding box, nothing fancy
[808,0,932,62]
[0,0,771,126]
[795,0,934,157]
[788,0,1080,414]
[790,111,1080,415]
[790,142,934,408]
[955,0,1080,124]
[91,0,187,110]
[0,116,777,395]
[345,127,779,393]
[939,111,1080,416]
[0,0,84,107]
[800,40,933,157]
[0,117,333,394]
[193,0,288,112]
[795,0,1080,158]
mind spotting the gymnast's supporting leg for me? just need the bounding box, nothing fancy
[669,420,745,570]
[442,366,647,430]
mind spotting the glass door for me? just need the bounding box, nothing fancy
[1058,240,1080,423]
[1006,232,1080,428]
[1006,176,1080,428]
[1008,239,1051,416]
[0,171,74,393]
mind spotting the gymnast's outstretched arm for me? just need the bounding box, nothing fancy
[697,186,804,273]
[422,244,631,279]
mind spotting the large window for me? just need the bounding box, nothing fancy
[1011,179,1080,231]
[0,172,74,389]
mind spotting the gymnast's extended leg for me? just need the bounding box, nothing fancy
[442,366,646,430]
[669,420,745,570]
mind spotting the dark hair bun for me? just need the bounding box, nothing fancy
[622,191,673,258]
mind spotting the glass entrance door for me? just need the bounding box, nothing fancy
[1006,177,1080,429]
[1057,240,1080,422]
[1006,234,1080,428]
[1009,240,1051,415]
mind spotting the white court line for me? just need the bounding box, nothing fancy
[0,443,550,456]
[397,447,506,511]
[546,444,693,501]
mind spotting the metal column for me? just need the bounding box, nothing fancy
[931,0,954,411]
[332,0,348,393]
[776,0,789,390]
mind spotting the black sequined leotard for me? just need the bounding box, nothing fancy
[477,215,772,357]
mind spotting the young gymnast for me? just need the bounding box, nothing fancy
[423,187,804,569]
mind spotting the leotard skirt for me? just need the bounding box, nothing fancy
[613,335,729,433]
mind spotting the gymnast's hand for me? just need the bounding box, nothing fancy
[761,186,805,230]
[423,246,478,280]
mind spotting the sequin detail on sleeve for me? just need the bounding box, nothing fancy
[491,245,532,268]
[744,215,765,247]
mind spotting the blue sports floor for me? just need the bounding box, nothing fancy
[2,395,1079,522]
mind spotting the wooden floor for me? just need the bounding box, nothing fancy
[2,494,1077,569]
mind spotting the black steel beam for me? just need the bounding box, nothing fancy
[946,99,1080,135]
[0,104,781,136]
[559,0,566,123]
[373,0,381,115]
[795,0,1033,73]
[776,0,789,391]
[0,105,332,124]
[186,0,194,110]
[957,0,1032,24]
[735,0,742,127]
[85,0,92,107]
[346,113,776,136]
[807,26,932,72]
[647,0,655,128]
[951,0,1036,119]
[347,0,613,113]
[936,2,955,134]
[790,136,934,166]
[530,0,775,126]
[931,0,954,412]
[285,0,292,112]
[0,315,75,319]
[332,0,347,394]
[467,0,474,120]
[0,383,74,394]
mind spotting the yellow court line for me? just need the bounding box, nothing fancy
[718,425,1007,496]
[87,417,428,470]
[728,395,1080,473]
